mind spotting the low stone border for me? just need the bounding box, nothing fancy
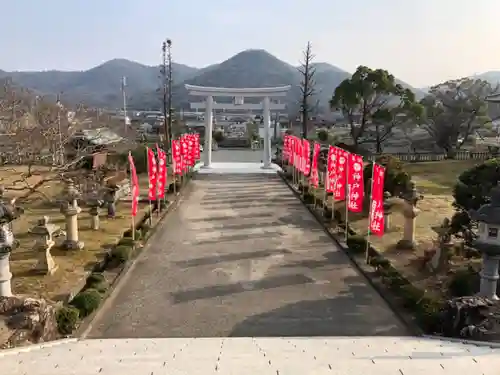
[58,175,196,338]
[278,170,424,336]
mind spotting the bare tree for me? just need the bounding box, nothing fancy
[297,42,316,139]
[0,84,132,202]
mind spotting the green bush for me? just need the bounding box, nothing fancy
[448,267,477,297]
[125,145,147,174]
[363,154,411,196]
[110,245,133,263]
[317,128,329,142]
[55,306,80,335]
[139,223,152,236]
[453,158,500,211]
[213,130,225,143]
[69,289,102,318]
[346,235,368,254]
[119,229,142,241]
[414,296,443,333]
[85,273,107,294]
[369,255,390,270]
[399,284,425,308]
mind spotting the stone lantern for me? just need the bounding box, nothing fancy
[87,192,103,230]
[469,183,500,300]
[60,180,84,250]
[397,180,423,250]
[383,191,394,231]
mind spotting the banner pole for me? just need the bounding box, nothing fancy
[146,147,153,226]
[345,156,349,242]
[129,151,135,242]
[331,178,337,222]
[366,162,376,263]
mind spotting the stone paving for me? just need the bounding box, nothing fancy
[87,173,406,338]
[3,336,500,374]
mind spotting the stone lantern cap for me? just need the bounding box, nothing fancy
[30,216,60,236]
[469,183,500,225]
[62,180,81,202]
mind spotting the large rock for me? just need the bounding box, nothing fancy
[437,296,500,340]
[0,296,59,348]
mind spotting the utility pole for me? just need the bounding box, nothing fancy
[161,40,173,155]
[166,39,173,145]
[56,92,64,165]
[121,76,128,135]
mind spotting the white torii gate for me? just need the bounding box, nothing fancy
[184,84,291,169]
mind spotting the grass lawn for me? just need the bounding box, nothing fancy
[1,166,169,302]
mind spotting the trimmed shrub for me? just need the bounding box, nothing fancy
[317,128,329,142]
[346,235,368,254]
[110,245,133,264]
[453,158,500,211]
[123,228,142,240]
[399,284,425,308]
[448,267,477,297]
[56,306,80,335]
[69,289,102,318]
[85,273,107,294]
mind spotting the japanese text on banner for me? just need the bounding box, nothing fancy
[334,148,349,200]
[325,146,337,193]
[156,145,167,199]
[369,164,386,236]
[147,148,157,200]
[172,140,183,175]
[347,153,364,213]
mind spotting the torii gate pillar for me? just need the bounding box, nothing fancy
[204,95,213,167]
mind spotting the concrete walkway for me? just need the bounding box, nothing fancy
[88,174,407,338]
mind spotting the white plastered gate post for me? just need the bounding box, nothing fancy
[185,84,291,169]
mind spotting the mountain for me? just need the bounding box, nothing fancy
[0,59,199,107]
[472,71,500,88]
[129,50,352,112]
[0,50,425,112]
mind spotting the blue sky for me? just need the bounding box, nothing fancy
[1,0,499,87]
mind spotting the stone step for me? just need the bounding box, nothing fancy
[2,336,500,374]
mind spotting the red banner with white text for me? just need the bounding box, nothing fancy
[172,139,183,175]
[369,163,386,236]
[347,153,364,212]
[147,147,157,200]
[325,145,337,193]
[334,148,349,200]
[156,145,167,199]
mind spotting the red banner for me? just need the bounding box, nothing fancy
[334,148,349,200]
[347,153,364,212]
[147,147,157,200]
[302,139,311,175]
[292,136,299,167]
[325,146,337,193]
[128,153,139,217]
[283,135,290,161]
[156,145,167,199]
[369,163,386,236]
[172,139,183,175]
[180,135,189,172]
[309,142,321,187]
[193,133,201,161]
